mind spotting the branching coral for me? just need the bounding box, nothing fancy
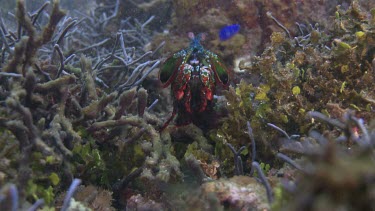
[0,0,165,209]
[274,110,375,210]
[140,130,182,183]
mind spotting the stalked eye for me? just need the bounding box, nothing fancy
[159,55,183,87]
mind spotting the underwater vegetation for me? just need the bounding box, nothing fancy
[0,0,374,210]
[213,0,375,167]
[155,0,373,66]
[211,1,375,210]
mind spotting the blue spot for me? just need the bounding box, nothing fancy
[219,24,240,41]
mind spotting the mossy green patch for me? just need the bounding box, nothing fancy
[48,173,60,186]
[292,86,300,95]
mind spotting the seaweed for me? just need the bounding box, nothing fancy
[213,0,375,169]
